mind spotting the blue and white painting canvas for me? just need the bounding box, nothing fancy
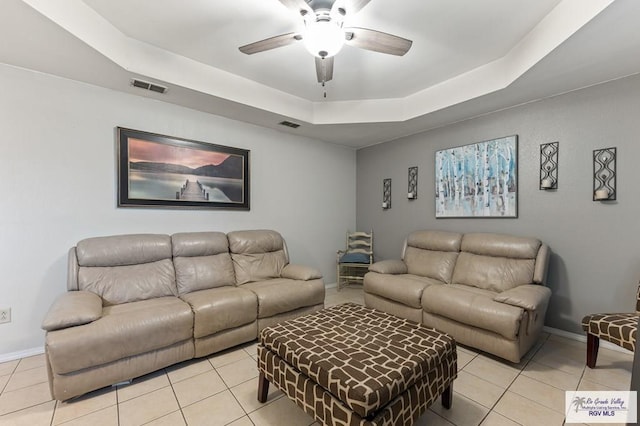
[435,136,517,218]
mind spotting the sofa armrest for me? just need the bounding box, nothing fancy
[368,260,408,275]
[494,285,551,311]
[42,291,103,332]
[281,264,322,281]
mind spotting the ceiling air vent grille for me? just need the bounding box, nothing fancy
[279,120,301,129]
[131,79,167,94]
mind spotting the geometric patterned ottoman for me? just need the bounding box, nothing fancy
[257,303,457,426]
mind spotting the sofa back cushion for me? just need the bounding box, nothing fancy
[228,230,288,285]
[403,230,462,283]
[75,234,177,306]
[452,233,541,292]
[172,232,236,294]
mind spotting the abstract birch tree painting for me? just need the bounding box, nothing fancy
[435,136,517,218]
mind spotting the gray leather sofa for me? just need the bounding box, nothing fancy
[41,230,324,400]
[364,230,551,363]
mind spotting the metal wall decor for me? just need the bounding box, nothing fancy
[382,178,392,209]
[593,147,616,201]
[539,142,558,190]
[408,166,418,199]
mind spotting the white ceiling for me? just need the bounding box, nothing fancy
[2,0,640,148]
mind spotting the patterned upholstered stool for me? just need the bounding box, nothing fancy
[581,285,639,368]
[257,303,457,426]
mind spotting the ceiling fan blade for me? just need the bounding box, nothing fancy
[344,27,412,56]
[239,33,301,55]
[332,0,372,16]
[315,56,334,83]
[277,0,313,17]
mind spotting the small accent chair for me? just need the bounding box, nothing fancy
[581,284,639,368]
[336,231,373,291]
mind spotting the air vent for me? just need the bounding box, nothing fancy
[279,120,301,129]
[130,79,167,94]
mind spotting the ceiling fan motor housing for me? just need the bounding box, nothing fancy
[306,0,335,14]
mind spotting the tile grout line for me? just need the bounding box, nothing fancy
[116,380,121,426]
[213,356,250,426]
[471,333,550,425]
[159,368,186,426]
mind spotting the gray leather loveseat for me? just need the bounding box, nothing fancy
[41,230,324,400]
[364,230,551,363]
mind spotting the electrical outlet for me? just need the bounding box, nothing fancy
[0,308,10,324]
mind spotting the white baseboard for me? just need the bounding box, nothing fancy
[543,326,634,354]
[325,282,337,289]
[0,346,45,363]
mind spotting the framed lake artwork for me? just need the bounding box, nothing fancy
[435,135,517,218]
[117,127,250,210]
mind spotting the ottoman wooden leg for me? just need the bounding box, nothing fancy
[441,384,453,409]
[257,372,269,402]
[586,334,600,368]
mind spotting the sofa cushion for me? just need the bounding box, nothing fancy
[364,273,442,309]
[404,248,459,284]
[180,286,257,338]
[174,255,236,294]
[76,234,172,267]
[228,230,288,284]
[242,278,325,318]
[422,284,523,339]
[406,230,463,252]
[76,234,178,305]
[338,252,370,264]
[78,259,177,306]
[228,230,286,255]
[45,297,193,374]
[172,231,236,294]
[461,233,541,259]
[172,232,229,257]
[402,230,462,283]
[452,252,535,292]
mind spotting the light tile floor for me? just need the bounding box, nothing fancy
[0,286,633,426]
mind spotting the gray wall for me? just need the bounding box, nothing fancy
[0,63,356,356]
[357,73,640,334]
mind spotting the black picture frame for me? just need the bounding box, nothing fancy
[117,127,250,210]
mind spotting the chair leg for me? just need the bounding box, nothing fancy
[257,372,269,402]
[441,384,453,409]
[586,334,600,368]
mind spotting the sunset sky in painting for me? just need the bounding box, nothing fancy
[128,138,230,169]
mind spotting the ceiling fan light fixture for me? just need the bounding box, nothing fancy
[303,20,345,58]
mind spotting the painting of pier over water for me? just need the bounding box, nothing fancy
[118,128,249,210]
[435,136,517,218]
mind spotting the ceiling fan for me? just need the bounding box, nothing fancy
[239,0,413,85]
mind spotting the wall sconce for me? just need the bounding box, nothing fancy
[593,147,616,201]
[382,178,391,209]
[408,166,418,199]
[540,142,558,190]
